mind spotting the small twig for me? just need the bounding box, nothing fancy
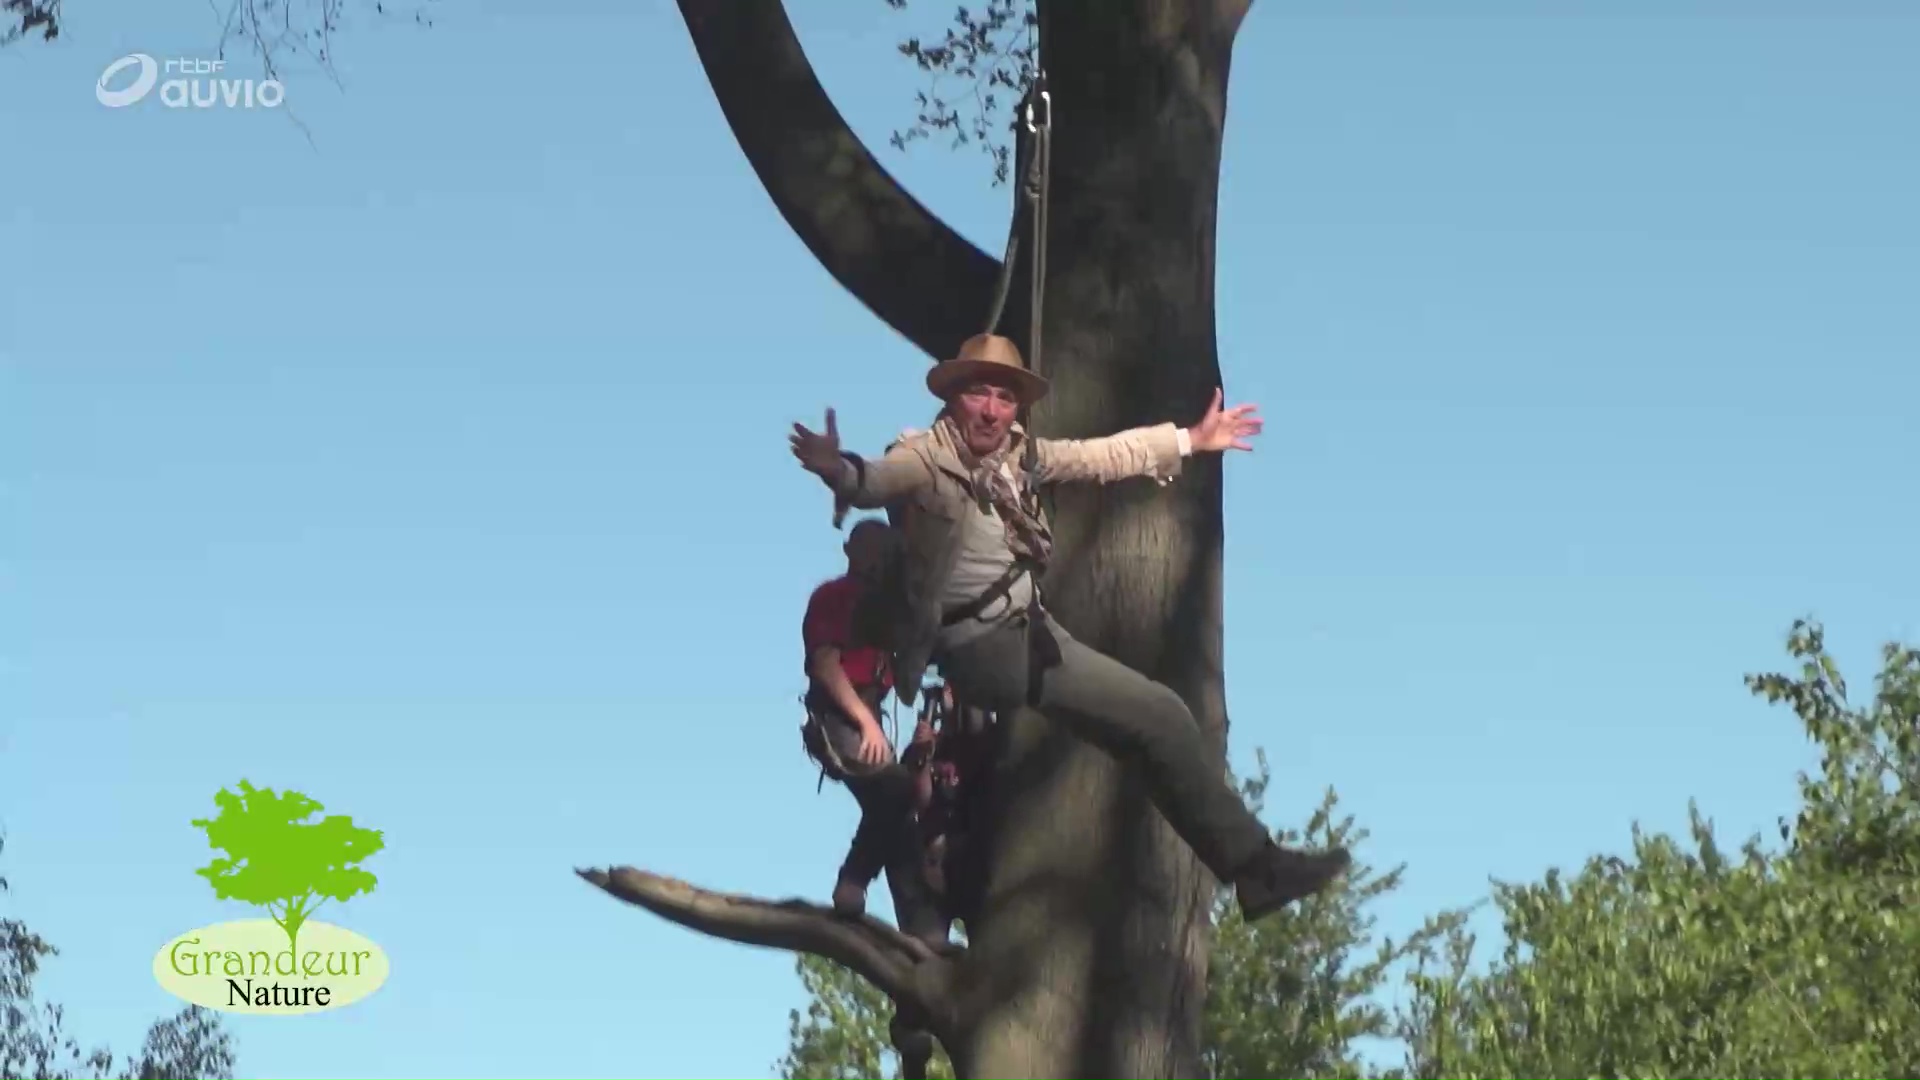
[1756,963,1822,1044]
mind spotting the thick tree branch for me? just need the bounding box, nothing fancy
[577,866,950,1021]
[673,0,1005,362]
[1217,0,1255,38]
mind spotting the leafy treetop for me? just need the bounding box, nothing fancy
[3,835,239,1080]
[883,0,1037,185]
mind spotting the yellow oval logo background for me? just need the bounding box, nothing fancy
[153,919,390,1016]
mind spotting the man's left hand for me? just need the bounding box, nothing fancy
[1187,387,1263,453]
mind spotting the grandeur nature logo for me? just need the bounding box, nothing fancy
[154,780,391,1015]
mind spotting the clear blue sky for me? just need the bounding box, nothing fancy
[3,1,1916,1077]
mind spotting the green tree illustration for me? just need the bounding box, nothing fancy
[190,780,384,956]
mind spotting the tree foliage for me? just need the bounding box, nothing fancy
[780,951,957,1080]
[1391,619,1920,1079]
[1,0,57,45]
[2,0,436,81]
[192,0,439,84]
[882,0,1037,185]
[778,753,1468,1079]
[780,621,1920,1078]
[2,838,238,1080]
[1205,757,1472,1079]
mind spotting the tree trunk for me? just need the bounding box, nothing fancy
[944,5,1239,1076]
[589,3,1254,1076]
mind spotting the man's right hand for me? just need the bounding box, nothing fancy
[790,408,844,479]
[854,719,891,767]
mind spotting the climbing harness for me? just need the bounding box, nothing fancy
[798,695,900,793]
[904,679,999,925]
[798,647,898,793]
[972,68,1064,705]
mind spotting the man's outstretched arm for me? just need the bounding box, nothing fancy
[1032,388,1260,487]
[792,407,933,511]
[825,441,935,510]
[1031,423,1190,487]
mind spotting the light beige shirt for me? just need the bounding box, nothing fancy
[937,463,1037,647]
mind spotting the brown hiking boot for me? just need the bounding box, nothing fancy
[1233,840,1352,923]
[831,877,867,918]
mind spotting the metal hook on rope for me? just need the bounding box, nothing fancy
[982,73,1053,344]
[1023,76,1051,136]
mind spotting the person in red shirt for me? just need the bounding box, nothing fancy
[801,518,944,948]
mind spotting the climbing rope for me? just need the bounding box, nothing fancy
[1022,4,1054,376]
[980,69,1054,389]
[955,65,1058,715]
[1022,71,1052,384]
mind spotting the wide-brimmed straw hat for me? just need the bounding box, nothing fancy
[925,333,1050,404]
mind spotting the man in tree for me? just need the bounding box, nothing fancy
[801,517,947,948]
[789,333,1351,922]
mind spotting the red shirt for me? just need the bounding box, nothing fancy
[802,575,894,693]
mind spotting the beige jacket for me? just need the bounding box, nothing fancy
[828,420,1188,704]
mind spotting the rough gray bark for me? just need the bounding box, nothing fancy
[585,1,1251,1075]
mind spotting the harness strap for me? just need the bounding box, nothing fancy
[800,678,894,791]
[940,556,1041,628]
[1025,607,1062,706]
[799,693,843,792]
